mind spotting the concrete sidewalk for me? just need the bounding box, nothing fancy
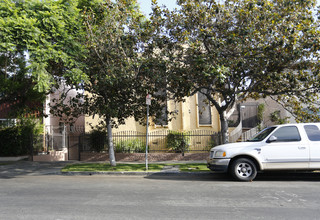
[0,160,75,178]
[0,156,29,162]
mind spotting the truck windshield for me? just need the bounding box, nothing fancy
[247,127,277,142]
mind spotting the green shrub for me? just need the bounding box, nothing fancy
[257,103,265,123]
[0,127,20,156]
[166,131,190,154]
[89,130,107,152]
[0,125,33,156]
[115,138,146,153]
[270,110,290,124]
[206,140,215,151]
[0,117,44,156]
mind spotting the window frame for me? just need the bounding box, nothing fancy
[267,126,301,143]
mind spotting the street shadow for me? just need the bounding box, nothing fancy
[145,171,320,182]
[255,171,320,182]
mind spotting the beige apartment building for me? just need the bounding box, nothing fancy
[85,93,221,133]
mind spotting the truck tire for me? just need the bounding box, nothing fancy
[230,158,257,181]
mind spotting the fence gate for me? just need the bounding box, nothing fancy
[241,102,259,128]
[45,125,84,160]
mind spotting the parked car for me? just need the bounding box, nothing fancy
[207,123,320,181]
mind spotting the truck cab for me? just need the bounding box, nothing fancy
[207,123,320,181]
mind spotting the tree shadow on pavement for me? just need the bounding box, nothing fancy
[145,172,320,182]
[255,172,320,182]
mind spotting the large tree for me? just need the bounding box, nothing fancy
[148,0,320,143]
[48,0,167,166]
[77,0,151,166]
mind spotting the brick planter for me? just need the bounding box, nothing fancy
[80,152,209,162]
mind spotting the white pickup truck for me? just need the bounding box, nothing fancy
[207,123,320,181]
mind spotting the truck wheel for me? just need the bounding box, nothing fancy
[230,158,257,181]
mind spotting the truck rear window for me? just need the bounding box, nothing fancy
[304,125,320,141]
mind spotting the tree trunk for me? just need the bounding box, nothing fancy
[220,111,229,144]
[106,117,116,166]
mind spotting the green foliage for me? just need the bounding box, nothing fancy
[166,131,190,153]
[0,118,42,156]
[62,163,166,172]
[79,0,148,125]
[61,163,210,172]
[270,110,290,124]
[71,0,150,165]
[257,103,265,123]
[89,129,107,152]
[206,140,216,151]
[0,127,25,156]
[178,163,210,172]
[115,138,146,153]
[147,0,320,143]
[0,0,86,117]
[0,50,46,118]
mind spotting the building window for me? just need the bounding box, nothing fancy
[155,105,168,126]
[155,89,168,126]
[197,92,212,125]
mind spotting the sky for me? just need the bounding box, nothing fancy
[138,0,178,17]
[138,0,320,17]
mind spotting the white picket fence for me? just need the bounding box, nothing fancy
[229,122,263,143]
[241,123,264,141]
[229,121,243,143]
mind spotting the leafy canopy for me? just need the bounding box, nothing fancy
[147,0,320,142]
[0,0,86,116]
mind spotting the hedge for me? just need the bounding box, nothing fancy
[0,126,33,156]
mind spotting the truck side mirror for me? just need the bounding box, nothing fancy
[267,135,277,143]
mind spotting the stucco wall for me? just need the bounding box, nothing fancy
[45,82,85,128]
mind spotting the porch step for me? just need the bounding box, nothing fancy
[33,149,68,162]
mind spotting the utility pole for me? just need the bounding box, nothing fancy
[145,94,151,171]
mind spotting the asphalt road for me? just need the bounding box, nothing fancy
[1,168,320,220]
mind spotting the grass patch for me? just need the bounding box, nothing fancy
[178,163,210,172]
[62,163,210,173]
[62,163,165,172]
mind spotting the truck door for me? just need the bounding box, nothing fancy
[261,125,309,169]
[304,124,320,169]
